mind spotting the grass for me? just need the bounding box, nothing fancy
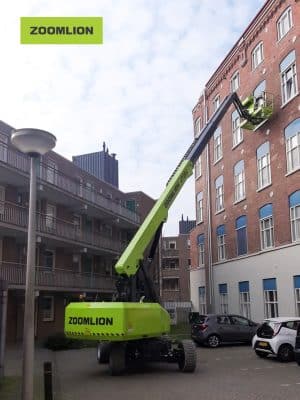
[0,376,44,400]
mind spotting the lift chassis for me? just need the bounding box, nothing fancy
[65,92,273,375]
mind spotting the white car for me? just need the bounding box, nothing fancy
[252,317,300,362]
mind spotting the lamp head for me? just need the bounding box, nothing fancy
[11,128,56,157]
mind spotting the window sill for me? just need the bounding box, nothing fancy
[233,197,246,205]
[256,182,272,192]
[280,92,299,109]
[285,167,300,178]
[215,208,225,215]
[196,220,204,225]
[195,174,202,180]
[232,140,243,150]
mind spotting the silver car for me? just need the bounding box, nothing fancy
[191,314,258,348]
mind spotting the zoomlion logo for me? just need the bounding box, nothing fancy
[69,316,113,326]
[20,17,103,44]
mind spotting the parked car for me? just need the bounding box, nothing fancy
[253,317,300,362]
[295,323,300,366]
[191,314,258,348]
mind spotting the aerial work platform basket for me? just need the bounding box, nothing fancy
[240,91,274,131]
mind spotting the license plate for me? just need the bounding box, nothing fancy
[259,341,268,347]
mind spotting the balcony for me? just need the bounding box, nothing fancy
[0,200,126,254]
[0,140,140,225]
[162,249,179,258]
[0,262,116,292]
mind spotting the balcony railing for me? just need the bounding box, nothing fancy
[0,262,116,291]
[0,140,140,224]
[162,249,179,257]
[0,200,126,254]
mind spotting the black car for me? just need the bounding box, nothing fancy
[191,313,258,348]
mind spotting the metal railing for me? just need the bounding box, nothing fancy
[161,249,179,257]
[0,262,116,291]
[0,200,126,254]
[0,140,140,224]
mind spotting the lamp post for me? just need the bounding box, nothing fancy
[11,129,56,400]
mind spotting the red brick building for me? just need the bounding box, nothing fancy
[190,0,300,322]
[0,120,157,342]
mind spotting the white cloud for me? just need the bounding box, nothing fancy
[0,0,264,235]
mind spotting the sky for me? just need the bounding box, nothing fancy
[0,0,265,235]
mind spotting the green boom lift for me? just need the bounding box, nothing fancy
[65,91,273,375]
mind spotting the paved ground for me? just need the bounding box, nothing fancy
[53,344,300,400]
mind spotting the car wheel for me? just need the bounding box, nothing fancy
[255,350,268,358]
[207,334,220,348]
[277,344,294,362]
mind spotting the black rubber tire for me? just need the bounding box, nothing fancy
[255,350,268,358]
[277,344,294,362]
[109,343,126,375]
[178,339,197,373]
[97,342,111,364]
[207,334,221,348]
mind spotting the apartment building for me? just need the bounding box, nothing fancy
[0,120,157,342]
[161,216,195,322]
[190,0,300,322]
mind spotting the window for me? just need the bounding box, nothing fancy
[214,127,222,162]
[162,278,179,291]
[219,283,228,314]
[239,281,251,318]
[216,225,226,261]
[197,234,205,266]
[285,118,300,173]
[252,42,264,70]
[195,155,201,178]
[280,50,298,105]
[168,241,176,250]
[40,296,54,322]
[232,109,243,147]
[230,71,240,92]
[46,160,57,185]
[259,204,274,249]
[277,7,293,40]
[289,190,300,242]
[294,276,300,316]
[236,215,247,256]
[45,203,56,230]
[199,286,206,314]
[194,117,202,137]
[253,80,266,99]
[213,95,221,112]
[215,175,224,212]
[162,259,178,269]
[196,191,203,223]
[234,160,245,202]
[257,142,271,189]
[263,278,278,318]
[126,199,136,212]
[44,249,55,270]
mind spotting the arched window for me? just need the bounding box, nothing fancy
[236,216,247,256]
[196,192,203,223]
[216,225,226,261]
[197,234,205,266]
[289,190,300,242]
[257,142,271,189]
[280,50,297,105]
[215,175,224,212]
[285,118,300,173]
[259,204,274,249]
[234,160,245,202]
[214,127,222,162]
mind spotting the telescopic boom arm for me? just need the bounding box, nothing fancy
[115,92,273,277]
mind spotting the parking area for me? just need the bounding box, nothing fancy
[53,343,300,400]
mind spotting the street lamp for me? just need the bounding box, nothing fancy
[11,128,56,400]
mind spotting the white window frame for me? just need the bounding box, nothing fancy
[196,192,203,224]
[239,291,251,319]
[217,234,226,261]
[220,293,228,314]
[281,58,298,105]
[230,71,240,92]
[199,288,206,314]
[213,95,221,112]
[198,243,205,266]
[232,111,243,147]
[195,155,202,178]
[234,163,245,202]
[214,128,222,162]
[41,296,55,322]
[260,216,274,249]
[264,289,278,318]
[194,117,202,137]
[252,42,264,70]
[290,204,300,242]
[257,151,271,189]
[286,131,300,173]
[295,287,300,317]
[277,7,293,41]
[215,177,224,212]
